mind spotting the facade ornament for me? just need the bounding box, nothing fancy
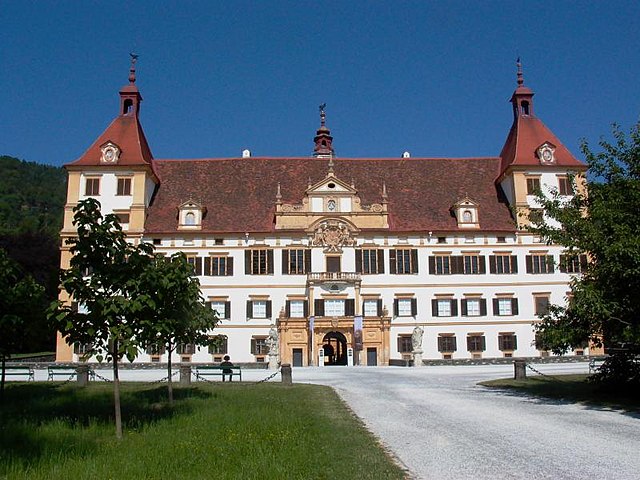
[311,219,356,253]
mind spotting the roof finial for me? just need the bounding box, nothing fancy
[516,56,524,87]
[328,156,334,174]
[382,181,388,201]
[319,103,327,128]
[276,182,282,203]
[129,52,139,84]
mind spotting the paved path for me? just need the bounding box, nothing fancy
[293,364,640,480]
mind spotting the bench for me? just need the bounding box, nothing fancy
[3,366,35,381]
[195,365,242,382]
[47,365,96,381]
[588,357,607,374]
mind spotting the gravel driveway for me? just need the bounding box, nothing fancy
[293,363,640,480]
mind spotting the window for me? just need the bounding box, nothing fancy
[208,335,228,355]
[498,334,518,351]
[534,296,550,316]
[247,300,271,319]
[526,177,541,195]
[205,256,233,276]
[463,255,483,274]
[462,210,473,222]
[558,176,572,196]
[251,337,269,355]
[429,255,485,274]
[282,249,310,274]
[176,343,196,355]
[114,213,130,225]
[433,255,451,275]
[245,249,274,275]
[363,299,381,317]
[489,255,518,274]
[356,249,384,274]
[432,299,457,317]
[528,209,544,225]
[437,335,457,352]
[397,335,413,353]
[85,178,100,196]
[325,299,345,317]
[286,300,307,318]
[207,300,230,319]
[314,299,355,317]
[461,298,486,317]
[493,298,518,316]
[185,212,196,225]
[145,343,166,356]
[74,342,93,355]
[467,335,486,352]
[390,249,418,274]
[437,237,447,244]
[559,254,588,274]
[394,298,416,317]
[116,177,132,196]
[497,236,506,243]
[526,254,555,274]
[187,256,203,276]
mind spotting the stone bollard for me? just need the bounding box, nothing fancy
[76,365,90,386]
[514,360,527,380]
[281,363,292,385]
[180,365,192,386]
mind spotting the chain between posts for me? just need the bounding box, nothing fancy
[193,368,281,386]
[51,373,77,388]
[525,363,565,381]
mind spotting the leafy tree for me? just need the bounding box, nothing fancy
[137,252,218,403]
[531,122,640,389]
[50,198,153,439]
[0,249,47,396]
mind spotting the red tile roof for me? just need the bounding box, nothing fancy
[145,157,516,234]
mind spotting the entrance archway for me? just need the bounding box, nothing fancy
[322,331,348,365]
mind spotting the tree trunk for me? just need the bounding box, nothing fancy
[167,340,174,404]
[112,341,123,440]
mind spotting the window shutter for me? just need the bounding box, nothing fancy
[411,249,419,273]
[559,254,567,272]
[580,255,588,271]
[393,299,399,317]
[437,337,444,352]
[513,336,518,350]
[266,301,272,318]
[510,255,518,273]
[355,249,363,273]
[493,298,499,315]
[453,256,464,274]
[461,299,468,316]
[452,337,457,352]
[282,250,289,274]
[389,250,397,274]
[251,338,257,355]
[498,336,504,351]
[305,249,312,273]
[377,250,385,273]
[246,300,253,319]
[480,299,487,316]
[285,300,291,317]
[451,299,458,316]
[345,299,355,316]
[512,298,519,315]
[227,257,234,276]
[267,250,274,274]
[315,299,325,317]
[195,257,203,276]
[432,299,439,316]
[245,250,251,274]
[489,256,496,274]
[397,336,402,353]
[428,256,435,274]
[481,336,486,351]
[466,336,473,352]
[525,255,533,273]
[546,255,555,273]
[224,301,231,319]
[479,256,486,274]
[411,298,417,316]
[303,300,309,318]
[204,257,211,276]
[377,299,383,316]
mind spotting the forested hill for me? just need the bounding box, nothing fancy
[0,155,66,237]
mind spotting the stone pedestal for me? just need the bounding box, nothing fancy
[179,365,192,386]
[268,353,279,370]
[514,360,527,380]
[281,363,292,385]
[76,365,90,386]
[412,350,423,367]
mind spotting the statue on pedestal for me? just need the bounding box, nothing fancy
[267,325,280,370]
[411,325,424,368]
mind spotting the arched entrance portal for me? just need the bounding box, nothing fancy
[322,331,348,365]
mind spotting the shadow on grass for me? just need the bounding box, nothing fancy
[478,375,640,419]
[0,383,214,470]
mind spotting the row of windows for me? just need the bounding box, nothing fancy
[526,176,573,196]
[206,296,550,320]
[187,249,587,276]
[84,177,132,196]
[397,333,519,354]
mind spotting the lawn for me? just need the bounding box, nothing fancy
[0,382,406,480]
[480,374,639,412]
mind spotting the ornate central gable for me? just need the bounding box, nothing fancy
[274,166,389,231]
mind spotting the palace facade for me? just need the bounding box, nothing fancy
[56,61,592,366]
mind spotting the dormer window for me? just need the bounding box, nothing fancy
[178,201,206,230]
[452,197,479,229]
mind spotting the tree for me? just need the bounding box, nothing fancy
[137,252,218,403]
[50,198,153,439]
[531,122,640,389]
[0,249,47,396]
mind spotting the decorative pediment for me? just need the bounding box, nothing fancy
[536,142,557,165]
[100,141,121,164]
[310,219,357,253]
[177,200,206,230]
[452,196,480,229]
[306,175,356,195]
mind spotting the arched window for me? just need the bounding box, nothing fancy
[463,210,473,223]
[521,101,530,116]
[185,212,196,225]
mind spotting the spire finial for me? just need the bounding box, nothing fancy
[328,156,334,174]
[276,182,282,203]
[319,103,326,128]
[516,56,524,87]
[382,181,388,201]
[129,52,139,84]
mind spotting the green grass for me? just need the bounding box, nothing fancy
[480,374,639,412]
[5,352,55,360]
[0,383,406,480]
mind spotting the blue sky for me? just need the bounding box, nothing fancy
[1,1,639,166]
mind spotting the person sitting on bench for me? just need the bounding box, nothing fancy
[220,355,234,382]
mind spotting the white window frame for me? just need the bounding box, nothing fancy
[437,299,452,317]
[325,299,345,317]
[466,299,481,316]
[498,298,512,316]
[363,299,378,317]
[289,300,305,318]
[252,300,267,319]
[397,298,412,317]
